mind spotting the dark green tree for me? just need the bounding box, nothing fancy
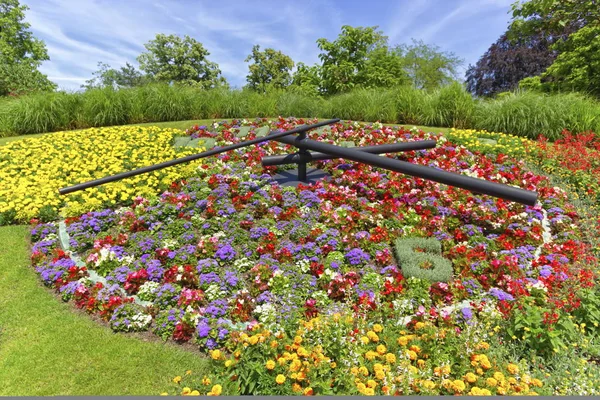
[244,45,294,92]
[137,33,227,88]
[0,0,56,96]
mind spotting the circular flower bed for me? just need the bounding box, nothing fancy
[30,118,600,395]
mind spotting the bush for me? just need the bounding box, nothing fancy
[428,82,475,128]
[473,91,600,140]
[393,237,453,282]
[325,88,397,123]
[80,87,133,127]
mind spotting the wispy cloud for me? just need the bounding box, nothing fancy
[21,0,514,91]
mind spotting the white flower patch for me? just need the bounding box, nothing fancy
[138,281,159,298]
[162,239,179,249]
[296,259,310,274]
[254,303,277,323]
[131,312,152,329]
[205,283,226,301]
[233,258,254,270]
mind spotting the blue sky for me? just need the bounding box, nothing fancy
[22,0,516,91]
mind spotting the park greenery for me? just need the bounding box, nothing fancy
[2,0,600,394]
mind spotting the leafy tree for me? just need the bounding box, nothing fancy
[137,34,227,88]
[290,62,322,96]
[542,24,600,96]
[400,39,463,91]
[356,45,409,89]
[465,30,564,97]
[82,62,149,90]
[316,25,388,94]
[244,45,294,92]
[508,0,599,96]
[0,0,56,96]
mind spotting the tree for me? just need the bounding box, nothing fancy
[356,45,409,89]
[401,39,463,91]
[316,25,388,94]
[542,24,600,96]
[244,45,294,92]
[508,0,600,97]
[465,30,564,97]
[82,62,149,90]
[290,62,322,96]
[137,34,227,88]
[0,0,56,96]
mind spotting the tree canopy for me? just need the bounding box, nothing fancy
[137,34,227,88]
[401,39,462,91]
[0,0,55,96]
[82,62,149,90]
[244,45,294,92]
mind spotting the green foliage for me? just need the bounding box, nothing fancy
[542,24,600,97]
[316,25,388,94]
[1,91,81,134]
[80,87,133,126]
[137,34,227,89]
[82,62,149,90]
[474,90,600,140]
[400,39,463,91]
[394,85,429,124]
[324,88,397,122]
[245,45,294,92]
[0,0,56,96]
[290,62,322,97]
[394,237,453,283]
[426,82,475,128]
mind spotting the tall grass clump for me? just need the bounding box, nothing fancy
[394,85,429,125]
[242,89,278,117]
[324,88,397,122]
[130,84,195,123]
[1,91,82,135]
[80,87,133,127]
[474,91,600,140]
[426,82,475,128]
[276,91,323,118]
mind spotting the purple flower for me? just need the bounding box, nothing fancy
[197,320,211,338]
[215,244,237,261]
[461,307,473,320]
[345,248,371,265]
[489,287,515,301]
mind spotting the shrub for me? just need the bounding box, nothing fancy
[394,237,453,282]
[80,87,132,127]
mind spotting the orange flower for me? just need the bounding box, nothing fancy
[303,387,314,396]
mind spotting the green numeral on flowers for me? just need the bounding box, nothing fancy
[394,237,453,282]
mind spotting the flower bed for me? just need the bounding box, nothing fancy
[0,126,203,224]
[29,119,600,395]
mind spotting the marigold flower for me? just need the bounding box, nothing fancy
[373,363,384,371]
[356,382,367,392]
[173,376,182,384]
[409,345,421,353]
[376,344,387,354]
[507,363,519,375]
[181,387,191,395]
[201,376,211,386]
[385,353,396,364]
[366,331,379,342]
[364,387,375,396]
[465,372,477,383]
[415,322,425,330]
[359,366,369,376]
[248,336,259,345]
[270,340,278,348]
[493,372,505,382]
[531,378,543,388]
[211,350,222,360]
[361,336,370,344]
[452,380,466,393]
[375,370,385,380]
[417,359,426,368]
[275,374,286,384]
[292,383,302,392]
[210,384,222,396]
[367,379,377,388]
[294,335,303,344]
[266,360,276,370]
[351,367,359,375]
[486,377,498,387]
[407,350,418,360]
[397,336,409,346]
[190,390,200,396]
[303,387,314,395]
[373,324,383,333]
[365,350,378,361]
[225,360,233,368]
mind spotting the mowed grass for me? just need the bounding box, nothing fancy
[0,225,211,396]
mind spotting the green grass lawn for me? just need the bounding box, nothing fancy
[0,225,212,395]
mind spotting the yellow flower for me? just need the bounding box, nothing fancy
[291,383,302,393]
[486,377,498,387]
[365,350,378,361]
[364,387,375,396]
[181,387,191,395]
[507,363,519,375]
[361,336,370,344]
[367,379,377,388]
[452,380,466,393]
[190,390,200,396]
[186,370,192,375]
[373,324,383,332]
[294,335,303,344]
[385,353,396,364]
[248,336,259,345]
[376,344,387,355]
[376,370,385,380]
[417,359,426,369]
[407,350,418,360]
[173,376,182,384]
[266,360,276,370]
[359,366,369,376]
[211,350,222,360]
[275,374,286,384]
[465,372,478,383]
[494,372,505,382]
[356,382,367,392]
[210,385,222,396]
[201,376,211,386]
[531,378,543,388]
[397,336,409,346]
[409,345,421,353]
[303,387,314,396]
[366,331,379,342]
[415,321,426,330]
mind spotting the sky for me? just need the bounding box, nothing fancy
[21,0,516,91]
